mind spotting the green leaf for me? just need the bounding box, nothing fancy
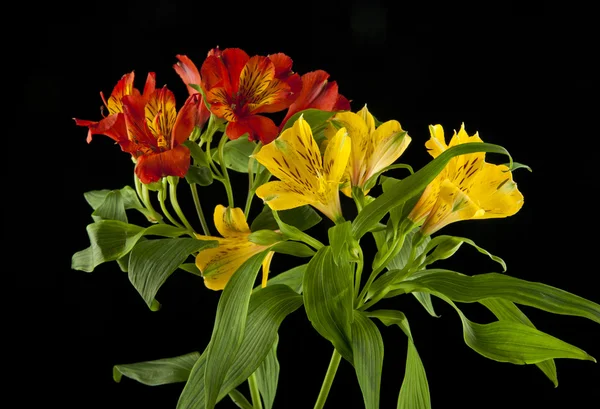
[85,185,151,222]
[363,162,414,192]
[228,390,253,409]
[412,292,439,318]
[436,294,596,364]
[179,262,202,276]
[177,284,302,409]
[128,238,218,309]
[352,142,513,239]
[393,269,600,324]
[185,165,213,186]
[71,221,189,272]
[263,264,306,294]
[269,241,315,258]
[367,310,431,409]
[213,138,258,173]
[203,251,270,409]
[248,230,285,245]
[351,311,384,409]
[505,161,532,172]
[250,205,322,232]
[280,108,336,133]
[328,221,359,265]
[421,235,506,272]
[183,140,210,167]
[480,298,558,387]
[303,247,354,362]
[255,335,280,409]
[113,352,200,386]
[92,190,127,223]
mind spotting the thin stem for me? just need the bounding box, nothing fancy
[244,142,263,219]
[218,134,234,207]
[247,373,263,409]
[134,173,144,203]
[313,349,342,409]
[168,179,196,234]
[141,183,163,223]
[228,389,254,409]
[158,182,184,228]
[190,183,210,236]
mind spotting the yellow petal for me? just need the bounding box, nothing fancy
[425,124,447,158]
[213,205,250,238]
[407,179,442,225]
[364,121,411,184]
[421,178,484,236]
[261,251,275,288]
[329,111,369,184]
[357,104,376,134]
[470,163,524,219]
[323,126,351,183]
[196,237,266,291]
[255,180,315,210]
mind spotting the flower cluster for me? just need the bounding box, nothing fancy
[73,46,599,409]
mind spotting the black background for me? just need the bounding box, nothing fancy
[18,1,599,408]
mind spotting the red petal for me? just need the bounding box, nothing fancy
[172,94,202,146]
[142,72,156,99]
[122,94,156,147]
[201,54,230,92]
[221,48,250,94]
[228,115,279,144]
[333,93,351,111]
[106,72,136,115]
[135,145,191,184]
[174,55,202,96]
[268,53,293,78]
[74,114,128,144]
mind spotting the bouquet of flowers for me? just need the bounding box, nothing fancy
[72,47,599,409]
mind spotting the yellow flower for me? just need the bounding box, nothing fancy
[324,105,411,196]
[408,123,524,236]
[195,205,276,290]
[253,115,351,223]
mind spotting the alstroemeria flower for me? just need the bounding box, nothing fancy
[74,71,155,144]
[408,124,524,236]
[75,72,203,184]
[253,116,351,223]
[200,47,302,144]
[324,105,411,197]
[173,54,211,130]
[279,70,350,129]
[195,205,277,291]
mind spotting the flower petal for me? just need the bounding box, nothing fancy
[425,124,448,158]
[106,72,137,115]
[172,94,202,146]
[145,87,177,148]
[134,144,190,184]
[327,111,369,184]
[366,121,411,182]
[255,181,315,210]
[74,114,128,144]
[470,164,524,219]
[213,205,251,237]
[421,178,484,236]
[323,126,351,183]
[174,54,202,95]
[227,115,279,143]
[195,237,266,291]
[261,251,275,288]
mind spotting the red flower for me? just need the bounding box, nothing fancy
[279,70,351,129]
[75,73,202,184]
[200,47,302,144]
[173,54,211,131]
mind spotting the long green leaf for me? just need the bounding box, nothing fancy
[352,142,512,239]
[303,247,354,362]
[255,335,280,409]
[251,205,322,232]
[393,269,600,324]
[177,284,302,409]
[113,352,200,386]
[436,294,595,364]
[480,298,558,386]
[84,185,152,221]
[213,137,258,173]
[420,235,506,272]
[71,220,189,272]
[352,311,384,409]
[203,251,270,409]
[367,310,431,409]
[128,238,218,308]
[328,221,359,265]
[280,108,336,132]
[263,264,306,294]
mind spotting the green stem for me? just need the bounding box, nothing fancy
[218,134,235,207]
[244,142,263,219]
[134,173,144,203]
[141,183,163,223]
[189,183,210,236]
[228,389,254,409]
[168,178,196,234]
[313,349,342,409]
[247,373,263,409]
[273,211,324,250]
[158,180,184,228]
